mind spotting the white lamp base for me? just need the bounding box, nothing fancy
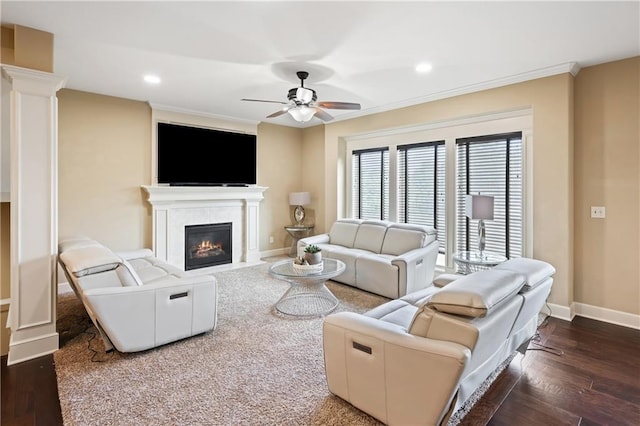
[478,219,486,258]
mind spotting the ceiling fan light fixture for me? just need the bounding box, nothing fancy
[296,87,314,104]
[415,62,433,74]
[288,105,316,122]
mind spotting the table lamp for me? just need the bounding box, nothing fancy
[465,194,494,257]
[289,192,311,226]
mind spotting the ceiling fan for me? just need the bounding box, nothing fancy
[242,71,361,123]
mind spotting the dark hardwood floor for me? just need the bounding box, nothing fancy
[2,316,639,425]
[1,354,62,426]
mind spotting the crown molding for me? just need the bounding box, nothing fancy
[148,102,260,127]
[332,62,580,124]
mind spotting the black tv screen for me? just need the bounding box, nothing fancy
[157,122,257,186]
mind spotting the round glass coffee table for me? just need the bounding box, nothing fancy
[268,258,346,318]
[452,251,508,274]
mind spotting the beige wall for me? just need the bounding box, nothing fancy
[58,89,152,251]
[0,24,54,73]
[318,74,574,309]
[301,125,326,232]
[574,57,639,315]
[256,122,304,250]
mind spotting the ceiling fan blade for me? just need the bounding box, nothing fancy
[241,98,288,105]
[266,107,290,118]
[316,101,361,110]
[312,107,334,122]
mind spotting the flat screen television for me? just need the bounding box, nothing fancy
[157,122,257,186]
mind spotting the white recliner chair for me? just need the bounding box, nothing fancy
[58,237,218,353]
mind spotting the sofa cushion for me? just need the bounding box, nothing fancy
[355,253,400,299]
[328,219,362,248]
[426,269,525,318]
[352,220,389,253]
[129,256,187,283]
[321,246,371,286]
[493,258,556,290]
[380,224,434,256]
[59,245,122,277]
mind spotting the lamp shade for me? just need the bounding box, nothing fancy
[465,194,494,220]
[289,192,311,206]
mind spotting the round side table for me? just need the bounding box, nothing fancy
[452,251,507,274]
[284,225,314,257]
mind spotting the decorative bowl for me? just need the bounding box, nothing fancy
[292,261,324,275]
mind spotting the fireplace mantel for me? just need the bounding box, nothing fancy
[142,185,268,271]
[142,185,268,204]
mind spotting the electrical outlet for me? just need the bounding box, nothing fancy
[591,206,606,219]
[269,235,274,244]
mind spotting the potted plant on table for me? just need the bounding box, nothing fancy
[303,244,322,265]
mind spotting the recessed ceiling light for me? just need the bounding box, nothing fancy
[415,63,433,74]
[144,74,161,84]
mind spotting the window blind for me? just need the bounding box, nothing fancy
[398,141,446,251]
[456,133,523,258]
[352,148,389,220]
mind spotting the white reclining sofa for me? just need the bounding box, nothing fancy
[323,257,555,426]
[58,237,218,353]
[297,219,438,299]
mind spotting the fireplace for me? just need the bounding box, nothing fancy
[184,223,232,270]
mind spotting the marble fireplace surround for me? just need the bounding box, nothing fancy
[142,185,268,272]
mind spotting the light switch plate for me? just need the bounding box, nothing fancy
[591,206,606,218]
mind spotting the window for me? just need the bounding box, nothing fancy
[346,111,531,269]
[456,133,523,258]
[397,141,446,251]
[352,148,389,220]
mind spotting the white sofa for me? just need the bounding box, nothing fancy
[58,237,218,353]
[297,219,439,298]
[323,257,555,426]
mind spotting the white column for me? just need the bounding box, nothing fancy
[2,65,66,365]
[244,198,261,262]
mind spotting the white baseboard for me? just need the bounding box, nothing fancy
[574,302,640,330]
[547,301,639,330]
[260,247,288,258]
[7,332,59,366]
[58,281,73,294]
[546,302,573,321]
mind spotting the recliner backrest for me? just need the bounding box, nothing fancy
[59,238,142,290]
[328,219,362,248]
[381,223,436,255]
[352,220,389,253]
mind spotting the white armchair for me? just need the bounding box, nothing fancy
[58,237,218,353]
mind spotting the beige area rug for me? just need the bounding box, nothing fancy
[54,258,390,425]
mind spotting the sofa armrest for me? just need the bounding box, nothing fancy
[83,276,217,352]
[391,240,439,296]
[323,312,469,426]
[297,234,330,252]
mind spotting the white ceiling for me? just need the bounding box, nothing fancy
[2,1,639,128]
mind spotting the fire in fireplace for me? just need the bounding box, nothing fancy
[184,222,232,270]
